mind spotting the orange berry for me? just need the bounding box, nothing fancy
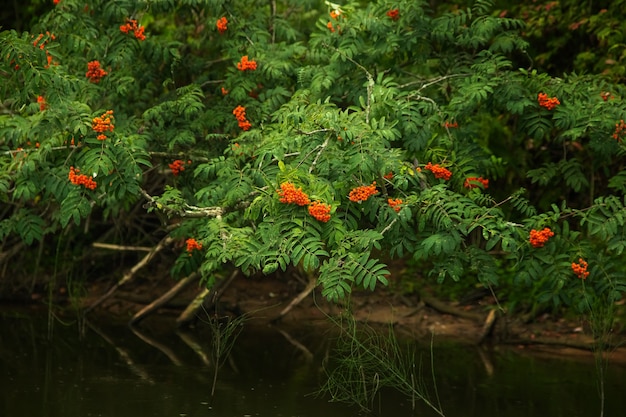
[308,201,331,222]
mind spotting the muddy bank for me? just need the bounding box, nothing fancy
[65,271,626,365]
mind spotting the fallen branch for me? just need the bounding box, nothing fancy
[129,272,198,325]
[177,287,212,327]
[176,270,239,327]
[92,242,153,252]
[477,309,498,344]
[83,235,174,315]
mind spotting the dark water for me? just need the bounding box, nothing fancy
[1,308,625,417]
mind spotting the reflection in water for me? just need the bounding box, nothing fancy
[1,309,625,417]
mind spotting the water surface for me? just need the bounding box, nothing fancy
[1,308,624,417]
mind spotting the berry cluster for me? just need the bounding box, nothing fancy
[464,176,489,189]
[537,92,560,110]
[612,119,626,142]
[529,227,554,248]
[120,19,146,41]
[92,110,114,140]
[386,9,400,21]
[424,162,452,180]
[387,198,403,212]
[571,258,589,280]
[37,95,46,111]
[169,159,190,176]
[86,60,107,83]
[277,182,310,206]
[33,31,56,68]
[383,172,394,180]
[68,166,97,190]
[601,91,614,101]
[216,17,228,34]
[308,201,331,222]
[186,238,203,254]
[233,105,252,130]
[237,55,257,71]
[443,121,458,128]
[349,182,379,202]
[327,10,343,33]
[221,87,229,95]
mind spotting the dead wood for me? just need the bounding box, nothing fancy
[176,270,239,327]
[477,309,498,344]
[83,235,174,315]
[129,272,198,325]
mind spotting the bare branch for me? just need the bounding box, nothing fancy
[141,189,223,219]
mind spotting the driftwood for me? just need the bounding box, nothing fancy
[177,287,212,326]
[83,235,174,315]
[176,270,239,327]
[477,309,498,344]
[129,272,198,325]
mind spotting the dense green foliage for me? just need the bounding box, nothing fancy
[1,0,625,318]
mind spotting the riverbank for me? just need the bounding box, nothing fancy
[62,268,626,365]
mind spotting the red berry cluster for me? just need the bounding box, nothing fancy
[571,258,589,280]
[120,19,146,41]
[186,238,203,254]
[443,121,458,128]
[529,227,554,248]
[32,31,56,68]
[349,182,379,202]
[237,55,257,71]
[386,9,400,21]
[86,60,107,83]
[601,91,614,101]
[327,10,343,33]
[37,95,46,111]
[92,110,114,140]
[383,172,394,180]
[612,119,626,142]
[308,201,332,222]
[277,182,310,206]
[233,105,252,130]
[424,162,452,180]
[464,176,489,189]
[387,198,403,212]
[169,159,190,176]
[538,92,560,110]
[216,17,228,34]
[68,166,97,190]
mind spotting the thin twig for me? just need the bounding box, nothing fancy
[309,136,331,174]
